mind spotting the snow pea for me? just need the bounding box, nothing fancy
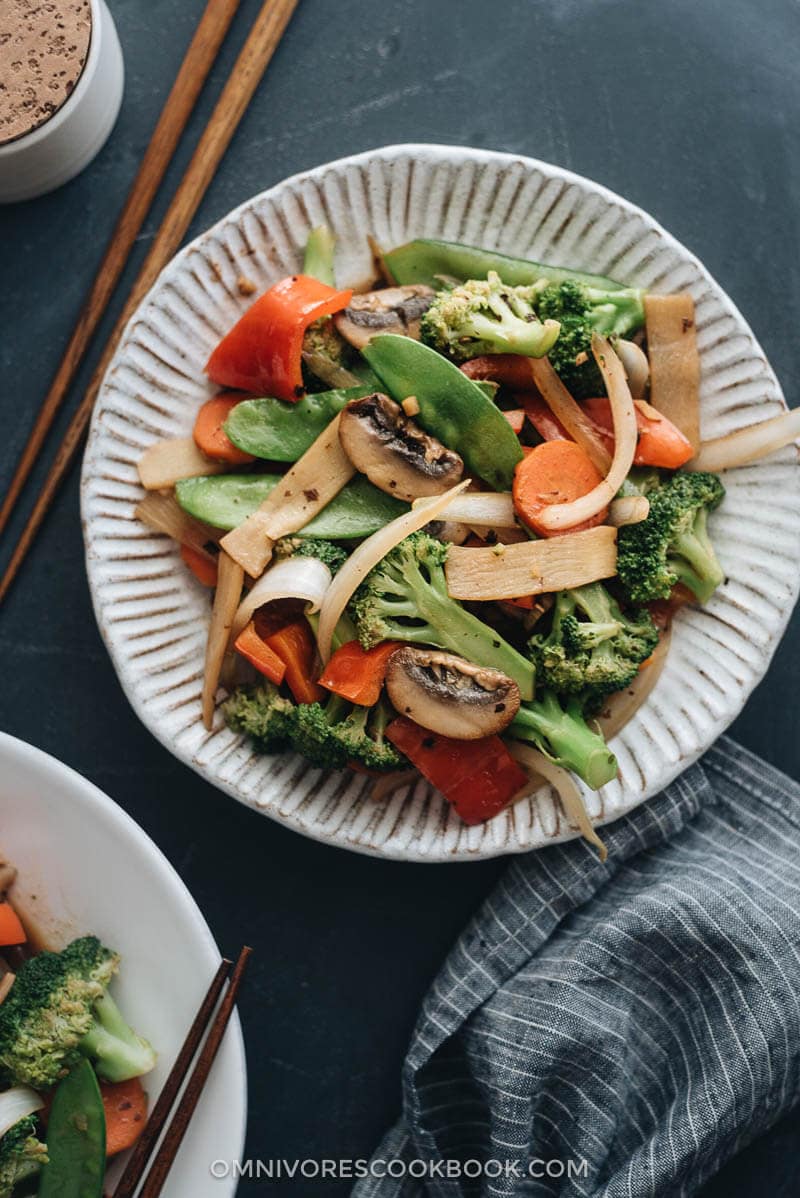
[224,385,371,461]
[363,335,523,492]
[38,1059,106,1198]
[384,237,630,293]
[175,473,408,535]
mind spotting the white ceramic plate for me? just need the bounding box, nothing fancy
[0,732,247,1195]
[81,144,800,862]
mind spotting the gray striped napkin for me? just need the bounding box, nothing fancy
[353,736,800,1197]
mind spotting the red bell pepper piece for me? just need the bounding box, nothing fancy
[206,274,353,402]
[234,621,287,685]
[0,902,26,946]
[265,620,324,704]
[318,640,402,706]
[385,717,527,825]
[502,408,526,434]
[460,355,538,390]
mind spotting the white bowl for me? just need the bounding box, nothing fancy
[0,0,124,204]
[0,731,246,1196]
[81,145,800,862]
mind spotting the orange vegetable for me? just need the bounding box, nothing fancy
[319,640,401,706]
[234,621,287,685]
[206,275,353,402]
[0,903,25,946]
[180,543,218,588]
[193,394,255,465]
[583,398,693,469]
[460,355,537,390]
[522,394,693,470]
[502,408,525,434]
[266,620,323,704]
[512,440,607,537]
[100,1078,148,1156]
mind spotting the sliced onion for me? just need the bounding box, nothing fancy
[508,741,607,861]
[0,1087,44,1139]
[690,408,800,472]
[536,334,638,532]
[596,627,672,741]
[527,355,613,474]
[607,496,650,527]
[413,491,516,528]
[316,479,470,663]
[369,769,419,802]
[231,556,332,641]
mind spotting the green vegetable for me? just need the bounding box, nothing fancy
[510,693,618,790]
[537,280,645,399]
[0,936,155,1089]
[273,536,348,573]
[0,1115,48,1198]
[363,335,523,492]
[528,582,658,708]
[617,471,726,604]
[223,684,403,771]
[224,386,371,461]
[223,682,296,752]
[420,271,560,361]
[175,473,408,536]
[349,531,535,700]
[289,695,403,771]
[384,237,634,293]
[38,1060,106,1198]
[303,224,336,286]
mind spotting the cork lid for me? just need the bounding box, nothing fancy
[0,0,93,146]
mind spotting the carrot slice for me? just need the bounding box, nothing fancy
[180,543,218,588]
[583,398,693,469]
[512,440,607,537]
[234,622,287,685]
[100,1078,148,1156]
[193,394,255,465]
[0,903,25,946]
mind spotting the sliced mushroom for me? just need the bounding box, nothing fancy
[339,393,464,502]
[385,647,520,740]
[333,285,435,350]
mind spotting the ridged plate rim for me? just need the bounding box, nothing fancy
[81,144,800,862]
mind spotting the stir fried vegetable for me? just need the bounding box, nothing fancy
[135,225,750,833]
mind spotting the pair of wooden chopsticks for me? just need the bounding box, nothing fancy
[0,0,300,604]
[115,946,252,1198]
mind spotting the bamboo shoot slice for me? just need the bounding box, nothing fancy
[445,525,617,600]
[644,294,700,450]
[137,438,226,490]
[135,492,220,554]
[220,413,355,578]
[201,551,244,730]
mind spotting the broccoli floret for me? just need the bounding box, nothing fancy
[273,536,348,574]
[0,1115,47,1198]
[509,692,618,790]
[420,271,561,362]
[537,280,645,399]
[617,471,726,604]
[0,936,155,1089]
[223,682,296,752]
[301,318,359,390]
[618,466,663,498]
[349,531,535,700]
[290,694,404,772]
[528,582,658,707]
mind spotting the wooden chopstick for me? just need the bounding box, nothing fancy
[0,0,242,541]
[136,946,252,1198]
[0,0,301,605]
[113,957,233,1198]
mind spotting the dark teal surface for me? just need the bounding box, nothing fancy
[1,1,798,1193]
